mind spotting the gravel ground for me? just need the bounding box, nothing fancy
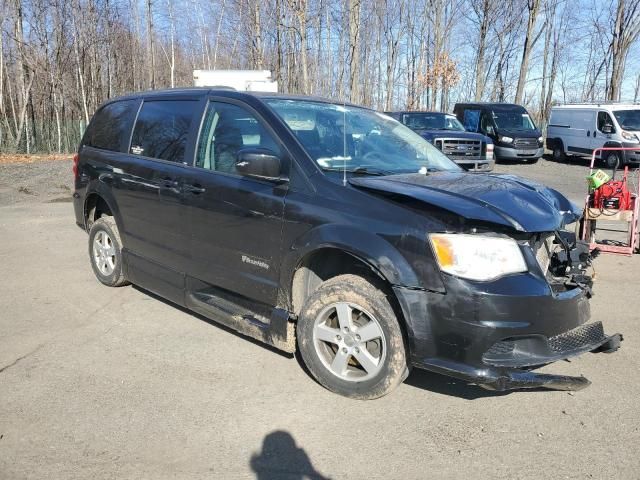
[0,159,74,205]
[0,156,638,479]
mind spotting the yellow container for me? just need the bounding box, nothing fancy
[587,169,611,189]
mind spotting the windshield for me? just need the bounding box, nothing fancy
[265,100,460,175]
[613,110,640,131]
[401,113,465,131]
[492,110,537,131]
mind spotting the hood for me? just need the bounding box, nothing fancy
[415,129,490,142]
[349,172,580,232]
[494,128,541,138]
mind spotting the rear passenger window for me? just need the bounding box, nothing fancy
[196,102,281,174]
[130,100,196,163]
[83,100,138,152]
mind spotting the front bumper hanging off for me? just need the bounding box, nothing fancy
[482,332,622,391]
[420,330,623,392]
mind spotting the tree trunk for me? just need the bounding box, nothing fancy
[473,0,491,101]
[297,0,310,94]
[347,0,361,103]
[514,0,542,104]
[607,0,640,101]
[213,0,226,68]
[146,0,155,89]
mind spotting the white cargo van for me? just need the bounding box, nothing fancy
[193,70,278,92]
[546,104,640,167]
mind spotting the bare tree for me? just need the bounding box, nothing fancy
[146,0,156,89]
[608,0,640,101]
[347,0,362,103]
[514,0,544,105]
[2,0,640,155]
[469,0,498,101]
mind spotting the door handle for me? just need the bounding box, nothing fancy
[162,177,179,188]
[183,183,206,194]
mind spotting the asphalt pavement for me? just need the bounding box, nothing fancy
[0,157,638,479]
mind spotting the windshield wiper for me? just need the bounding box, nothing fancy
[351,166,394,176]
[320,166,392,176]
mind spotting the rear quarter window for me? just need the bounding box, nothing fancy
[83,99,139,152]
[130,100,197,163]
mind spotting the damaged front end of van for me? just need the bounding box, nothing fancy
[350,172,623,391]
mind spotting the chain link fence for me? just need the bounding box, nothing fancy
[0,120,86,154]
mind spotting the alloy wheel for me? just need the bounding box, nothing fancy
[92,230,116,276]
[313,302,386,382]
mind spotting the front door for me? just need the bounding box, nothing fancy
[594,111,616,152]
[182,99,288,308]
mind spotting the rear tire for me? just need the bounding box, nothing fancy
[296,274,409,400]
[88,216,129,287]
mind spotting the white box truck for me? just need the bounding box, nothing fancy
[193,70,278,92]
[546,104,640,168]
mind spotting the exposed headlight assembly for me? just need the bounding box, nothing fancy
[538,136,544,143]
[499,136,513,143]
[621,130,639,143]
[429,233,528,281]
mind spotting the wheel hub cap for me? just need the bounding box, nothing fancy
[312,301,386,382]
[343,334,357,348]
[93,230,116,276]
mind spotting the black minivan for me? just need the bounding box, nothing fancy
[73,88,621,399]
[454,103,543,163]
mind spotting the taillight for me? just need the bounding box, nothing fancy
[486,143,494,160]
[73,153,79,180]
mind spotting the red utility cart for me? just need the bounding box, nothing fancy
[581,147,640,256]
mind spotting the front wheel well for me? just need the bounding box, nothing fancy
[290,248,411,365]
[291,249,386,315]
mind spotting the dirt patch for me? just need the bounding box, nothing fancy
[17,186,38,196]
[47,196,74,203]
[0,154,73,165]
[0,160,72,206]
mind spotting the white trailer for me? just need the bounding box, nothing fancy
[193,70,278,92]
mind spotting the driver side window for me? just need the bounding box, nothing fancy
[597,112,615,133]
[196,102,281,174]
[480,113,493,134]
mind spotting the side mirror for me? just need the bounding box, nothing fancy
[486,125,495,136]
[602,124,614,134]
[235,148,286,182]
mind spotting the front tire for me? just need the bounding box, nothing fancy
[297,274,409,399]
[605,152,621,169]
[552,144,565,162]
[88,216,129,287]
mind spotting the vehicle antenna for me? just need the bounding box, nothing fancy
[343,102,347,187]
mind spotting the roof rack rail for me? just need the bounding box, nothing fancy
[561,101,640,106]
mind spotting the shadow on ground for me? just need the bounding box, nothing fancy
[540,153,597,167]
[405,366,566,400]
[133,287,550,401]
[250,430,331,480]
